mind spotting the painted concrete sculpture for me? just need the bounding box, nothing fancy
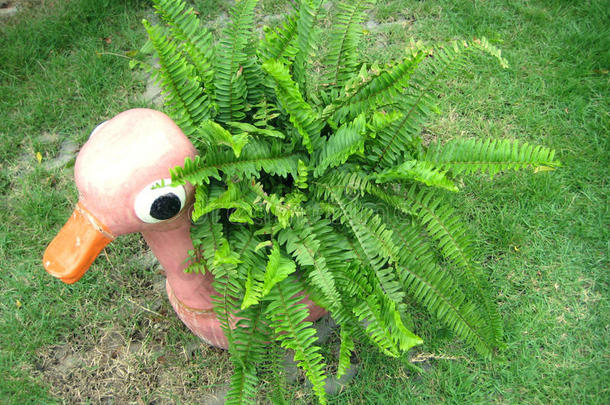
[43,108,325,348]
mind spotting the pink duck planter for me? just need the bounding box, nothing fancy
[43,108,325,349]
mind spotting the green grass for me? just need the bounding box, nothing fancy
[1,0,608,403]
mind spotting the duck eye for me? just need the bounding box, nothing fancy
[134,179,186,223]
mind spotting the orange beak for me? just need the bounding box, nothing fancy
[43,202,114,284]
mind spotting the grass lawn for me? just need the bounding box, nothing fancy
[1,0,607,403]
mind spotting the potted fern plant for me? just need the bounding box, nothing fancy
[136,0,559,403]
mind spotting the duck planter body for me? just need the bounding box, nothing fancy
[43,108,325,349]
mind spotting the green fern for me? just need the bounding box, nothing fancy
[170,140,303,185]
[336,326,354,379]
[139,1,560,403]
[151,0,215,93]
[242,244,296,309]
[293,0,325,97]
[323,0,377,90]
[227,304,269,405]
[142,19,210,136]
[262,59,323,154]
[387,218,497,356]
[187,210,223,274]
[215,0,259,123]
[397,186,504,344]
[314,113,367,177]
[258,14,299,64]
[266,279,328,404]
[372,159,459,192]
[424,138,560,177]
[278,217,342,309]
[368,40,507,169]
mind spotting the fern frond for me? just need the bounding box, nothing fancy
[226,304,270,405]
[373,160,459,192]
[151,0,215,93]
[369,39,508,170]
[320,183,404,304]
[397,186,504,345]
[265,344,289,404]
[194,181,255,224]
[295,159,309,189]
[265,278,328,404]
[258,13,299,64]
[314,170,502,347]
[143,19,211,136]
[262,59,323,154]
[293,0,324,96]
[170,140,304,185]
[336,326,354,379]
[323,0,376,90]
[210,239,242,348]
[196,120,249,157]
[278,217,342,309]
[385,217,497,356]
[227,121,286,140]
[243,48,266,106]
[187,210,223,274]
[215,0,259,123]
[242,244,296,309]
[423,138,560,177]
[322,51,425,123]
[295,214,368,339]
[314,113,367,177]
[337,262,422,356]
[247,180,305,227]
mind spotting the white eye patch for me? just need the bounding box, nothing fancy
[134,178,186,223]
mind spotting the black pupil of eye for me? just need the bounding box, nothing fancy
[150,193,182,220]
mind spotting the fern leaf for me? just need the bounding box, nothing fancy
[373,160,459,192]
[338,263,422,356]
[278,217,342,309]
[397,186,504,345]
[386,217,497,356]
[226,305,269,405]
[323,0,377,90]
[293,0,324,96]
[369,39,508,169]
[314,113,368,177]
[336,326,354,379]
[210,239,243,348]
[196,120,249,157]
[227,121,286,139]
[265,279,328,404]
[170,140,304,185]
[194,181,254,224]
[187,210,223,274]
[243,244,296,310]
[152,0,215,93]
[315,170,503,349]
[423,138,560,177]
[321,183,405,304]
[262,59,323,154]
[262,244,297,296]
[214,229,265,351]
[143,19,211,136]
[215,0,259,123]
[258,13,299,64]
[248,181,305,227]
[295,159,309,189]
[323,51,425,123]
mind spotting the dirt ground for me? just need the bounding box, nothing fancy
[32,264,234,404]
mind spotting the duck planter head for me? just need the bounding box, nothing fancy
[43,108,324,349]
